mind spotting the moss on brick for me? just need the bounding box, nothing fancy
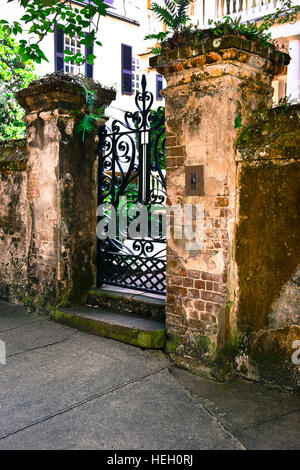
[0,139,28,172]
[236,104,300,160]
[165,333,181,354]
[195,335,217,362]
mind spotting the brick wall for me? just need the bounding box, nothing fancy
[150,34,290,380]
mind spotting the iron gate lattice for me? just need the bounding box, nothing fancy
[97,75,166,294]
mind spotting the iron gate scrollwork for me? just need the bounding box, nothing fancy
[97,75,166,294]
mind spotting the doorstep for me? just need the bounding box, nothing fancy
[55,305,166,349]
[86,285,166,321]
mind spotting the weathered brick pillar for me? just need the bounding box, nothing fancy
[150,35,288,377]
[17,74,115,311]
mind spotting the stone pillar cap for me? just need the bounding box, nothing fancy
[17,72,116,115]
[150,34,290,77]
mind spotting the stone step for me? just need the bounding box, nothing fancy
[86,286,166,322]
[55,306,166,350]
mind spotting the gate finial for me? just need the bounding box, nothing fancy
[141,74,147,93]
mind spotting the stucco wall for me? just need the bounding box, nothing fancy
[235,104,300,390]
[0,74,115,312]
[0,139,29,303]
[15,74,115,311]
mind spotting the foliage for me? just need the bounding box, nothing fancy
[145,0,193,45]
[147,0,300,54]
[207,15,273,46]
[235,96,297,131]
[234,96,298,154]
[1,0,111,66]
[150,107,166,170]
[73,83,108,141]
[0,26,36,140]
[206,0,300,47]
[259,0,300,30]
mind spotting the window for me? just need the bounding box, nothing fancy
[54,27,64,72]
[132,57,140,93]
[64,35,85,75]
[156,74,163,101]
[85,39,94,79]
[54,27,94,78]
[121,44,133,95]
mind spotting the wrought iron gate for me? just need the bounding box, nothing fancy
[97,75,166,295]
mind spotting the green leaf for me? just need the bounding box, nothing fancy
[87,53,96,64]
[76,114,96,142]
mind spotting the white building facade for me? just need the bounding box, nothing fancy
[1,0,165,121]
[1,0,299,112]
[144,0,300,104]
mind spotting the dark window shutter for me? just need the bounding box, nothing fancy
[156,74,163,100]
[83,0,114,5]
[85,41,94,79]
[54,26,64,72]
[121,44,132,95]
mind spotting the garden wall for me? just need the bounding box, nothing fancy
[0,139,29,303]
[235,104,300,389]
[0,73,115,311]
[0,53,298,390]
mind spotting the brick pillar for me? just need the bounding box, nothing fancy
[17,73,115,311]
[150,36,289,377]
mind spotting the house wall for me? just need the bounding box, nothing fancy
[1,1,164,121]
[145,0,300,103]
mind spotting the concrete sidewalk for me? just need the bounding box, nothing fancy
[0,300,299,450]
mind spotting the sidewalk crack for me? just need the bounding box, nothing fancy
[0,366,169,441]
[4,331,80,359]
[241,407,300,431]
[0,318,46,333]
[170,370,246,450]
